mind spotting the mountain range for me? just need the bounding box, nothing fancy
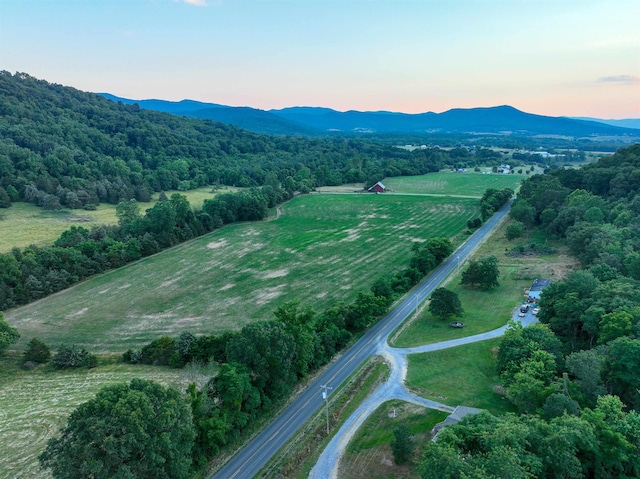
[100,93,640,138]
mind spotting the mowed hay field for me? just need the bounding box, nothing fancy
[382,171,526,196]
[6,194,480,352]
[0,361,190,479]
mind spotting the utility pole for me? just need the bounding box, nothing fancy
[320,384,333,435]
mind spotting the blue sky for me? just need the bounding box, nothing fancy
[1,0,638,118]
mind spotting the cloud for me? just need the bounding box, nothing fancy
[598,75,640,84]
[181,0,208,5]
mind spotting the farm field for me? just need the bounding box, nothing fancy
[382,171,525,196]
[0,359,189,479]
[6,194,480,352]
[0,186,238,252]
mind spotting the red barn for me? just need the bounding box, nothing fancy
[367,181,386,193]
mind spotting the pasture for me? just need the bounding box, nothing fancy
[0,186,238,252]
[6,194,480,352]
[382,171,525,196]
[0,359,191,479]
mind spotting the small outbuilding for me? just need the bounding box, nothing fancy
[431,406,484,441]
[367,181,386,193]
[527,278,551,301]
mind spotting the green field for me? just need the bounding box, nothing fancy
[0,359,191,479]
[0,186,238,252]
[406,338,513,414]
[382,171,525,196]
[6,194,480,352]
[391,260,532,347]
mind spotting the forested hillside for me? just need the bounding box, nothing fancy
[419,144,640,478]
[0,72,476,310]
[0,71,447,210]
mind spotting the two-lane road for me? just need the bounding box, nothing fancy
[211,199,513,479]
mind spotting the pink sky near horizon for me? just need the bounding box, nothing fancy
[1,0,639,119]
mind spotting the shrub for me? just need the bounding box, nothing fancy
[51,345,97,369]
[139,336,176,365]
[23,337,51,364]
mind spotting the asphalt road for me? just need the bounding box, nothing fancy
[211,199,513,479]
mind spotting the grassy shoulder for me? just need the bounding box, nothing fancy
[257,358,390,479]
[406,338,513,415]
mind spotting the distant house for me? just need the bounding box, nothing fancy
[527,278,551,301]
[367,181,386,193]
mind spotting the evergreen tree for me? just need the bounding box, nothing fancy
[391,425,414,464]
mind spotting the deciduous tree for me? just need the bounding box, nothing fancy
[39,379,195,479]
[460,256,500,290]
[428,288,463,320]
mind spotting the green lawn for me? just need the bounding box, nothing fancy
[383,171,526,196]
[406,338,514,415]
[392,269,530,347]
[0,358,189,479]
[0,186,238,252]
[6,194,480,352]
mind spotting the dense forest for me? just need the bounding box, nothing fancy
[419,144,640,478]
[0,71,452,209]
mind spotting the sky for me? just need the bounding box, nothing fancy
[1,0,639,118]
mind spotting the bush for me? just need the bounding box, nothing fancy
[505,221,525,240]
[139,336,176,365]
[467,217,482,229]
[0,311,20,353]
[23,337,51,364]
[51,345,97,369]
